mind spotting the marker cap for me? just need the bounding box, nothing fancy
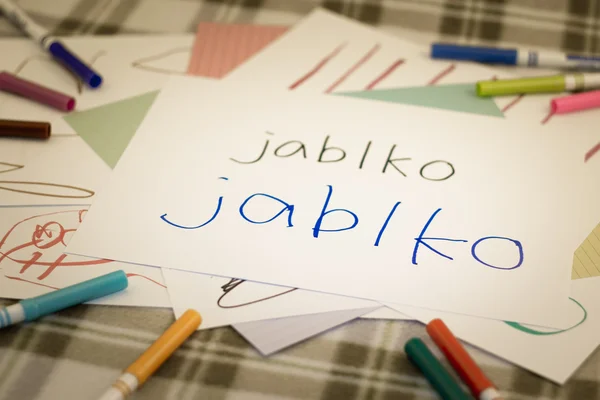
[0,71,75,111]
[125,309,201,385]
[551,90,600,114]
[48,41,103,88]
[431,43,517,65]
[477,75,565,97]
[0,119,51,139]
[20,270,128,320]
[405,338,471,400]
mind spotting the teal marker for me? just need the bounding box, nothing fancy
[0,270,128,329]
[405,338,471,400]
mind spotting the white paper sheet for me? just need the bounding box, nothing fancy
[361,306,410,320]
[390,277,600,384]
[0,206,170,307]
[66,77,593,327]
[0,136,109,206]
[226,9,599,159]
[0,35,192,134]
[163,268,378,329]
[233,306,378,355]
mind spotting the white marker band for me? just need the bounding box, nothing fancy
[479,387,503,400]
[516,50,531,66]
[0,304,26,329]
[98,373,139,400]
[564,74,579,91]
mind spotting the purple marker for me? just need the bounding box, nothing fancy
[0,0,103,88]
[0,71,76,111]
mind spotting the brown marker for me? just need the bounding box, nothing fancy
[0,119,51,139]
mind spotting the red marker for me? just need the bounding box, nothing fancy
[426,319,503,400]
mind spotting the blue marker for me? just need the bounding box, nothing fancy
[431,43,600,70]
[0,271,128,329]
[0,0,103,88]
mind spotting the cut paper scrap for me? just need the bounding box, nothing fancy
[337,84,504,118]
[391,277,600,385]
[0,35,192,134]
[64,91,159,168]
[0,206,170,308]
[66,77,590,327]
[0,136,109,207]
[163,268,378,330]
[187,22,287,78]
[233,306,379,356]
[572,222,600,279]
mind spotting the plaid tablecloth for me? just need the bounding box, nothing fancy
[1,1,600,399]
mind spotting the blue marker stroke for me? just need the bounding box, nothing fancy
[471,236,524,270]
[239,193,295,227]
[374,201,401,246]
[312,185,359,238]
[412,208,467,265]
[160,177,227,229]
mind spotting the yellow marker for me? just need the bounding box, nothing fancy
[98,309,202,400]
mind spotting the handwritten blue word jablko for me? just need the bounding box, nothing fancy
[160,177,524,271]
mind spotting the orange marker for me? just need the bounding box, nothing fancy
[426,319,503,400]
[98,309,202,400]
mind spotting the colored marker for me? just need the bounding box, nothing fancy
[477,73,600,97]
[551,89,600,114]
[0,0,102,88]
[99,309,202,400]
[431,43,600,70]
[427,319,503,400]
[0,271,128,329]
[0,71,76,111]
[0,118,51,139]
[405,338,471,400]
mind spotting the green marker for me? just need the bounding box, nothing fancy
[477,73,600,97]
[405,338,471,400]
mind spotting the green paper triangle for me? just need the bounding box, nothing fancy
[337,84,504,118]
[64,91,159,169]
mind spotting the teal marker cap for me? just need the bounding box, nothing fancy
[20,270,128,321]
[405,338,471,400]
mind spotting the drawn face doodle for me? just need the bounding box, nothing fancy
[0,209,112,282]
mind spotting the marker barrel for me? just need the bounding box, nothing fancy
[125,309,201,384]
[0,119,51,139]
[0,71,76,111]
[0,0,47,42]
[405,338,471,400]
[551,90,600,114]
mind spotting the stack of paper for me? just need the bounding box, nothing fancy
[2,8,600,387]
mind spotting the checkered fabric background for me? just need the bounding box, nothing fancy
[2,1,600,399]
